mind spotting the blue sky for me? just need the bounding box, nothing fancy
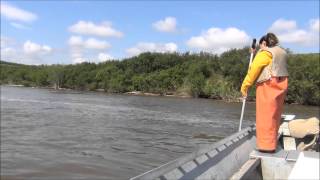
[1,0,319,65]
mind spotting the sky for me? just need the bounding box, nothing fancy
[0,0,319,65]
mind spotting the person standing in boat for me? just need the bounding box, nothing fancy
[241,33,288,153]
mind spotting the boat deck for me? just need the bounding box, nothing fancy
[231,148,319,180]
[131,126,257,180]
[131,123,319,180]
[249,148,298,179]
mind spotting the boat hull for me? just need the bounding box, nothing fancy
[131,126,257,180]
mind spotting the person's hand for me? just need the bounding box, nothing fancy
[249,48,256,54]
[241,86,248,98]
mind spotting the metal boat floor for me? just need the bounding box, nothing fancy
[250,149,318,179]
[250,148,301,162]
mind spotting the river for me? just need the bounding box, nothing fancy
[1,86,318,179]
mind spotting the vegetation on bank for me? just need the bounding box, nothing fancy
[1,48,319,105]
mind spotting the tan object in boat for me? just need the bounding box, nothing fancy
[288,117,319,138]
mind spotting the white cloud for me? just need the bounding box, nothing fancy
[72,57,86,64]
[186,27,250,54]
[69,21,123,38]
[1,37,55,64]
[68,36,110,49]
[1,48,15,61]
[0,3,37,22]
[268,18,319,46]
[2,47,15,54]
[126,42,178,57]
[1,36,15,48]
[269,19,297,33]
[10,22,31,30]
[98,53,113,62]
[68,36,112,63]
[70,52,114,64]
[1,36,16,61]
[23,41,52,55]
[152,17,177,33]
[277,30,310,44]
[86,38,111,49]
[68,36,83,46]
[1,47,16,61]
[310,19,319,32]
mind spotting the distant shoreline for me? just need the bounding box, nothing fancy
[1,84,251,103]
[0,84,305,106]
[2,51,318,106]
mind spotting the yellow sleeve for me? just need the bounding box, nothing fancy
[240,51,272,95]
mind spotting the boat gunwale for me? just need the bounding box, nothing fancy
[130,125,255,180]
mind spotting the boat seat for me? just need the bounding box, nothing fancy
[278,115,296,151]
[250,147,287,159]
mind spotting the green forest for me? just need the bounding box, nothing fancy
[1,47,319,106]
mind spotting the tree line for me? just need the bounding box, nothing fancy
[1,47,319,106]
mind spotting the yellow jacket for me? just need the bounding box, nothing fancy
[241,50,272,96]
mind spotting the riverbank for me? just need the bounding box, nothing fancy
[2,52,319,106]
[125,91,193,98]
[125,91,254,103]
[1,84,253,103]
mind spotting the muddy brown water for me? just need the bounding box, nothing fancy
[1,86,318,179]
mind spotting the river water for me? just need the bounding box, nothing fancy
[1,86,319,179]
